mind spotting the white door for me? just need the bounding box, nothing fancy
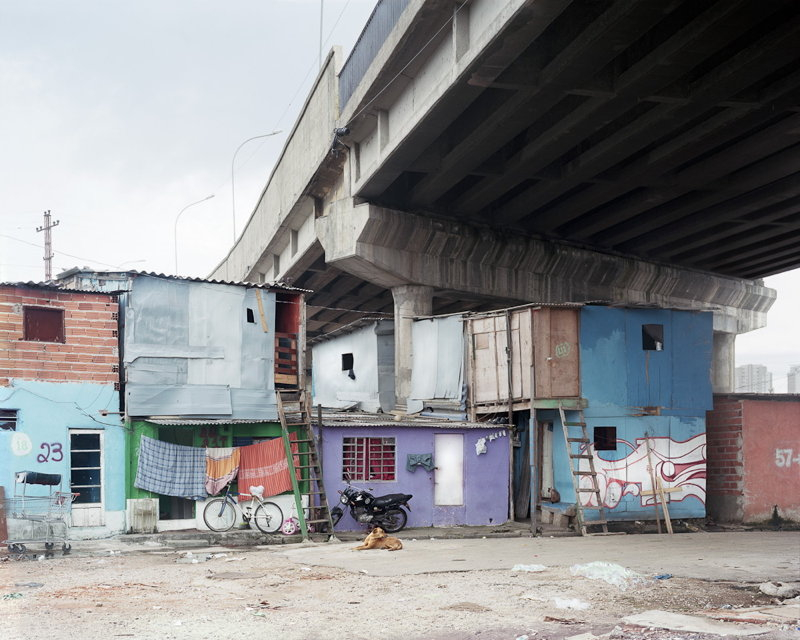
[434,434,464,505]
[69,430,105,527]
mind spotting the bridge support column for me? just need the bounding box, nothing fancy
[712,331,736,393]
[392,284,433,410]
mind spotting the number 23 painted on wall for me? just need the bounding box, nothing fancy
[37,442,63,463]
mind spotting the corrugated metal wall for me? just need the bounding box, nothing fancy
[339,0,411,109]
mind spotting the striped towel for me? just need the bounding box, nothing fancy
[134,435,207,499]
[205,447,241,495]
[238,434,300,498]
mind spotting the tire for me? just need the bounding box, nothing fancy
[253,501,283,534]
[330,507,343,527]
[203,498,237,532]
[380,508,407,533]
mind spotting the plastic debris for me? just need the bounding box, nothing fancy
[653,573,673,580]
[553,597,591,610]
[512,564,547,572]
[570,561,644,590]
[3,593,24,600]
[14,582,43,588]
[516,635,529,640]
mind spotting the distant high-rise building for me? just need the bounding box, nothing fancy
[788,365,800,394]
[735,364,773,393]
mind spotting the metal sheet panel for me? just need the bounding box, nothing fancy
[126,385,232,417]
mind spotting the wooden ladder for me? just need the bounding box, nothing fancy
[276,389,336,542]
[558,404,610,536]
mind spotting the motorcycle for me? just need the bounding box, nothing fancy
[330,476,413,533]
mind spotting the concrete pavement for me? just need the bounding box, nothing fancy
[270,531,800,582]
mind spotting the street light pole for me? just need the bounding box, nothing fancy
[174,195,215,274]
[231,130,282,243]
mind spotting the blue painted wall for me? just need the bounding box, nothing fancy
[552,307,712,521]
[0,380,126,532]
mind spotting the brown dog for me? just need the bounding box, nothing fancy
[353,526,403,551]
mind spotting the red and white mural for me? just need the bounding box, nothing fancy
[578,434,706,509]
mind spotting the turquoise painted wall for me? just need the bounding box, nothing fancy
[0,379,124,511]
[552,307,712,521]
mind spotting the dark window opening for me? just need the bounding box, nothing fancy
[0,409,18,431]
[642,324,664,351]
[23,306,65,343]
[341,353,354,371]
[246,308,255,323]
[594,426,617,451]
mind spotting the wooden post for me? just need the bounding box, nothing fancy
[529,366,538,536]
[0,486,7,547]
[643,433,662,534]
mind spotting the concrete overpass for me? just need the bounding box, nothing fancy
[212,0,800,398]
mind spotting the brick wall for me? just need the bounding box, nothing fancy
[0,285,119,386]
[705,395,744,522]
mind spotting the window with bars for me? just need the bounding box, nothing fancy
[342,437,396,481]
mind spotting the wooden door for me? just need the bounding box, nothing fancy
[533,308,580,398]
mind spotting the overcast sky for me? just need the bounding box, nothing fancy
[0,1,797,390]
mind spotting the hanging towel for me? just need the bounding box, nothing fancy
[238,434,300,498]
[135,435,207,499]
[205,447,241,495]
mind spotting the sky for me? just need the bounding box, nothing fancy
[0,1,797,391]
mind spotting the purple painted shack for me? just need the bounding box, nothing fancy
[318,412,510,530]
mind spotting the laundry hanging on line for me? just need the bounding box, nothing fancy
[135,435,207,500]
[205,447,240,496]
[238,433,301,498]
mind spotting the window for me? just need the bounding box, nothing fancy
[23,306,65,343]
[273,254,281,279]
[70,431,102,504]
[642,324,664,351]
[594,426,617,451]
[341,353,354,371]
[0,409,18,431]
[291,229,299,256]
[342,437,396,481]
[246,308,255,323]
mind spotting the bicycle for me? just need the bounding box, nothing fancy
[202,483,283,534]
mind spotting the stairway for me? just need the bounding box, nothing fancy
[557,404,611,536]
[276,389,336,541]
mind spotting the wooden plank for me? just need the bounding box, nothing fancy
[274,373,298,385]
[644,433,663,534]
[255,289,269,332]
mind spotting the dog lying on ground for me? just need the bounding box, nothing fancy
[353,526,403,551]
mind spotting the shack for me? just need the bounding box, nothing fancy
[120,273,308,532]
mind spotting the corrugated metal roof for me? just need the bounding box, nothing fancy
[127,271,311,293]
[0,281,119,296]
[4,271,310,295]
[315,410,505,430]
[145,418,273,426]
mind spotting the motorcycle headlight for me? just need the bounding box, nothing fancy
[340,495,348,504]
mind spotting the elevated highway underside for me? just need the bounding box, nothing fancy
[289,0,799,338]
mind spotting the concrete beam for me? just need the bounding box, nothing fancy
[316,200,776,335]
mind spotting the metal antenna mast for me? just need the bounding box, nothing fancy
[36,210,60,281]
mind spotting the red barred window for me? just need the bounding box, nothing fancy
[342,437,396,482]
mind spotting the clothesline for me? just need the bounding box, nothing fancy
[134,434,300,500]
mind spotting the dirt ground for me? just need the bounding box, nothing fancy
[1,533,798,640]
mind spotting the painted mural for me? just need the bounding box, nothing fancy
[577,434,706,509]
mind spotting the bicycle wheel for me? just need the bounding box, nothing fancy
[203,497,237,532]
[253,501,283,534]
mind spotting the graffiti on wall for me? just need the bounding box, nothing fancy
[577,434,706,509]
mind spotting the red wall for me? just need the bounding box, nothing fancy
[0,286,119,386]
[741,397,800,522]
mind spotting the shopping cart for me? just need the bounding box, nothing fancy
[1,471,78,558]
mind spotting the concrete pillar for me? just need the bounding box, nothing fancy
[712,331,736,393]
[392,284,433,410]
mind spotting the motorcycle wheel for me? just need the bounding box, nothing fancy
[330,507,342,527]
[380,508,407,533]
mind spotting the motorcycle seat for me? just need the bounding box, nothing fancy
[371,493,412,508]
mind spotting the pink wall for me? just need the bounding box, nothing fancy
[742,397,800,522]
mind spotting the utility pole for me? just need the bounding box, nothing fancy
[36,210,60,281]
